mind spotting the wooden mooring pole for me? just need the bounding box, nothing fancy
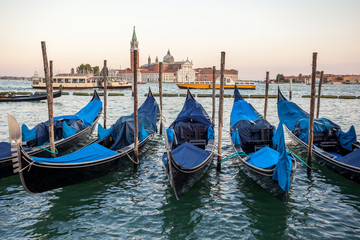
[316,71,324,119]
[133,50,139,169]
[212,66,216,125]
[264,71,269,119]
[41,42,55,155]
[217,52,225,172]
[159,62,163,135]
[103,60,107,129]
[289,78,293,100]
[307,52,318,177]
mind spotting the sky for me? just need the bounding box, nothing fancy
[0,0,359,80]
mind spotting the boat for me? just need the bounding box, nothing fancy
[176,77,256,90]
[9,88,159,193]
[0,91,102,179]
[32,73,132,90]
[229,85,297,202]
[277,88,360,183]
[0,88,62,102]
[162,89,215,199]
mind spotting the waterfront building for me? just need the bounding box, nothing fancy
[195,68,238,82]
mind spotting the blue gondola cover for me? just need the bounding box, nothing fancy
[278,97,357,151]
[32,142,118,164]
[337,149,360,168]
[63,121,77,139]
[0,142,12,159]
[21,99,102,145]
[247,146,279,169]
[171,142,210,169]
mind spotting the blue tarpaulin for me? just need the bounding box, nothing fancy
[33,142,118,164]
[337,149,360,168]
[97,123,113,141]
[171,142,210,169]
[103,90,159,150]
[278,96,357,151]
[272,121,292,192]
[0,142,12,159]
[63,121,77,139]
[230,85,259,127]
[170,91,213,127]
[21,96,102,145]
[247,146,279,169]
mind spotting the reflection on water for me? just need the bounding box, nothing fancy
[1,80,360,239]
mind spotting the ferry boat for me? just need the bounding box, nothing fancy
[32,74,132,90]
[176,77,256,90]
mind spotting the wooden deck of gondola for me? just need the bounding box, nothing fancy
[284,125,360,183]
[17,134,153,194]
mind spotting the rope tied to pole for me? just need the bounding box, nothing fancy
[287,148,312,170]
[221,151,247,163]
[35,142,58,155]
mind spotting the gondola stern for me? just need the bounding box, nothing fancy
[234,84,244,101]
[186,88,195,100]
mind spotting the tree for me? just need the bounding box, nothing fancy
[336,76,343,81]
[76,64,93,74]
[92,66,100,76]
[276,74,285,83]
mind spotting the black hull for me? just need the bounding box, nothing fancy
[231,141,296,202]
[0,115,100,179]
[165,152,214,199]
[18,135,152,193]
[0,90,61,102]
[285,126,360,183]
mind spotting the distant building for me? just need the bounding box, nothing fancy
[140,50,196,83]
[195,68,238,82]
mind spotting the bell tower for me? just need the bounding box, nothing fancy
[130,26,139,70]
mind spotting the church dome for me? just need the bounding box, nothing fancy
[163,50,174,63]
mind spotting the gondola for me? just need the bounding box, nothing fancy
[9,88,159,193]
[162,89,215,199]
[277,88,360,183]
[0,88,62,102]
[0,91,102,179]
[230,85,297,202]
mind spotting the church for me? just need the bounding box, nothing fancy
[116,27,238,83]
[117,27,196,83]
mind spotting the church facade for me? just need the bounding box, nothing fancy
[117,27,237,83]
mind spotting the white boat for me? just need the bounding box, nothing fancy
[32,74,132,90]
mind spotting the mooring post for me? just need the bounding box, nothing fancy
[212,66,216,125]
[264,71,269,119]
[103,60,107,129]
[217,52,225,172]
[289,78,293,100]
[159,62,163,135]
[41,42,55,156]
[133,50,139,169]
[316,71,324,119]
[307,52,318,177]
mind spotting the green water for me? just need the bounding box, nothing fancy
[0,80,359,239]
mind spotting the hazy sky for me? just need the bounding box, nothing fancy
[0,0,359,80]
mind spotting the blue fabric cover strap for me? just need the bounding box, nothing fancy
[171,142,210,169]
[32,142,118,164]
[207,126,214,140]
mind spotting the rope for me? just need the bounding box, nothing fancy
[35,142,58,155]
[287,149,312,170]
[18,155,33,172]
[221,151,247,163]
[125,151,139,165]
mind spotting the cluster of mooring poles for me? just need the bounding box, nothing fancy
[41,41,323,178]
